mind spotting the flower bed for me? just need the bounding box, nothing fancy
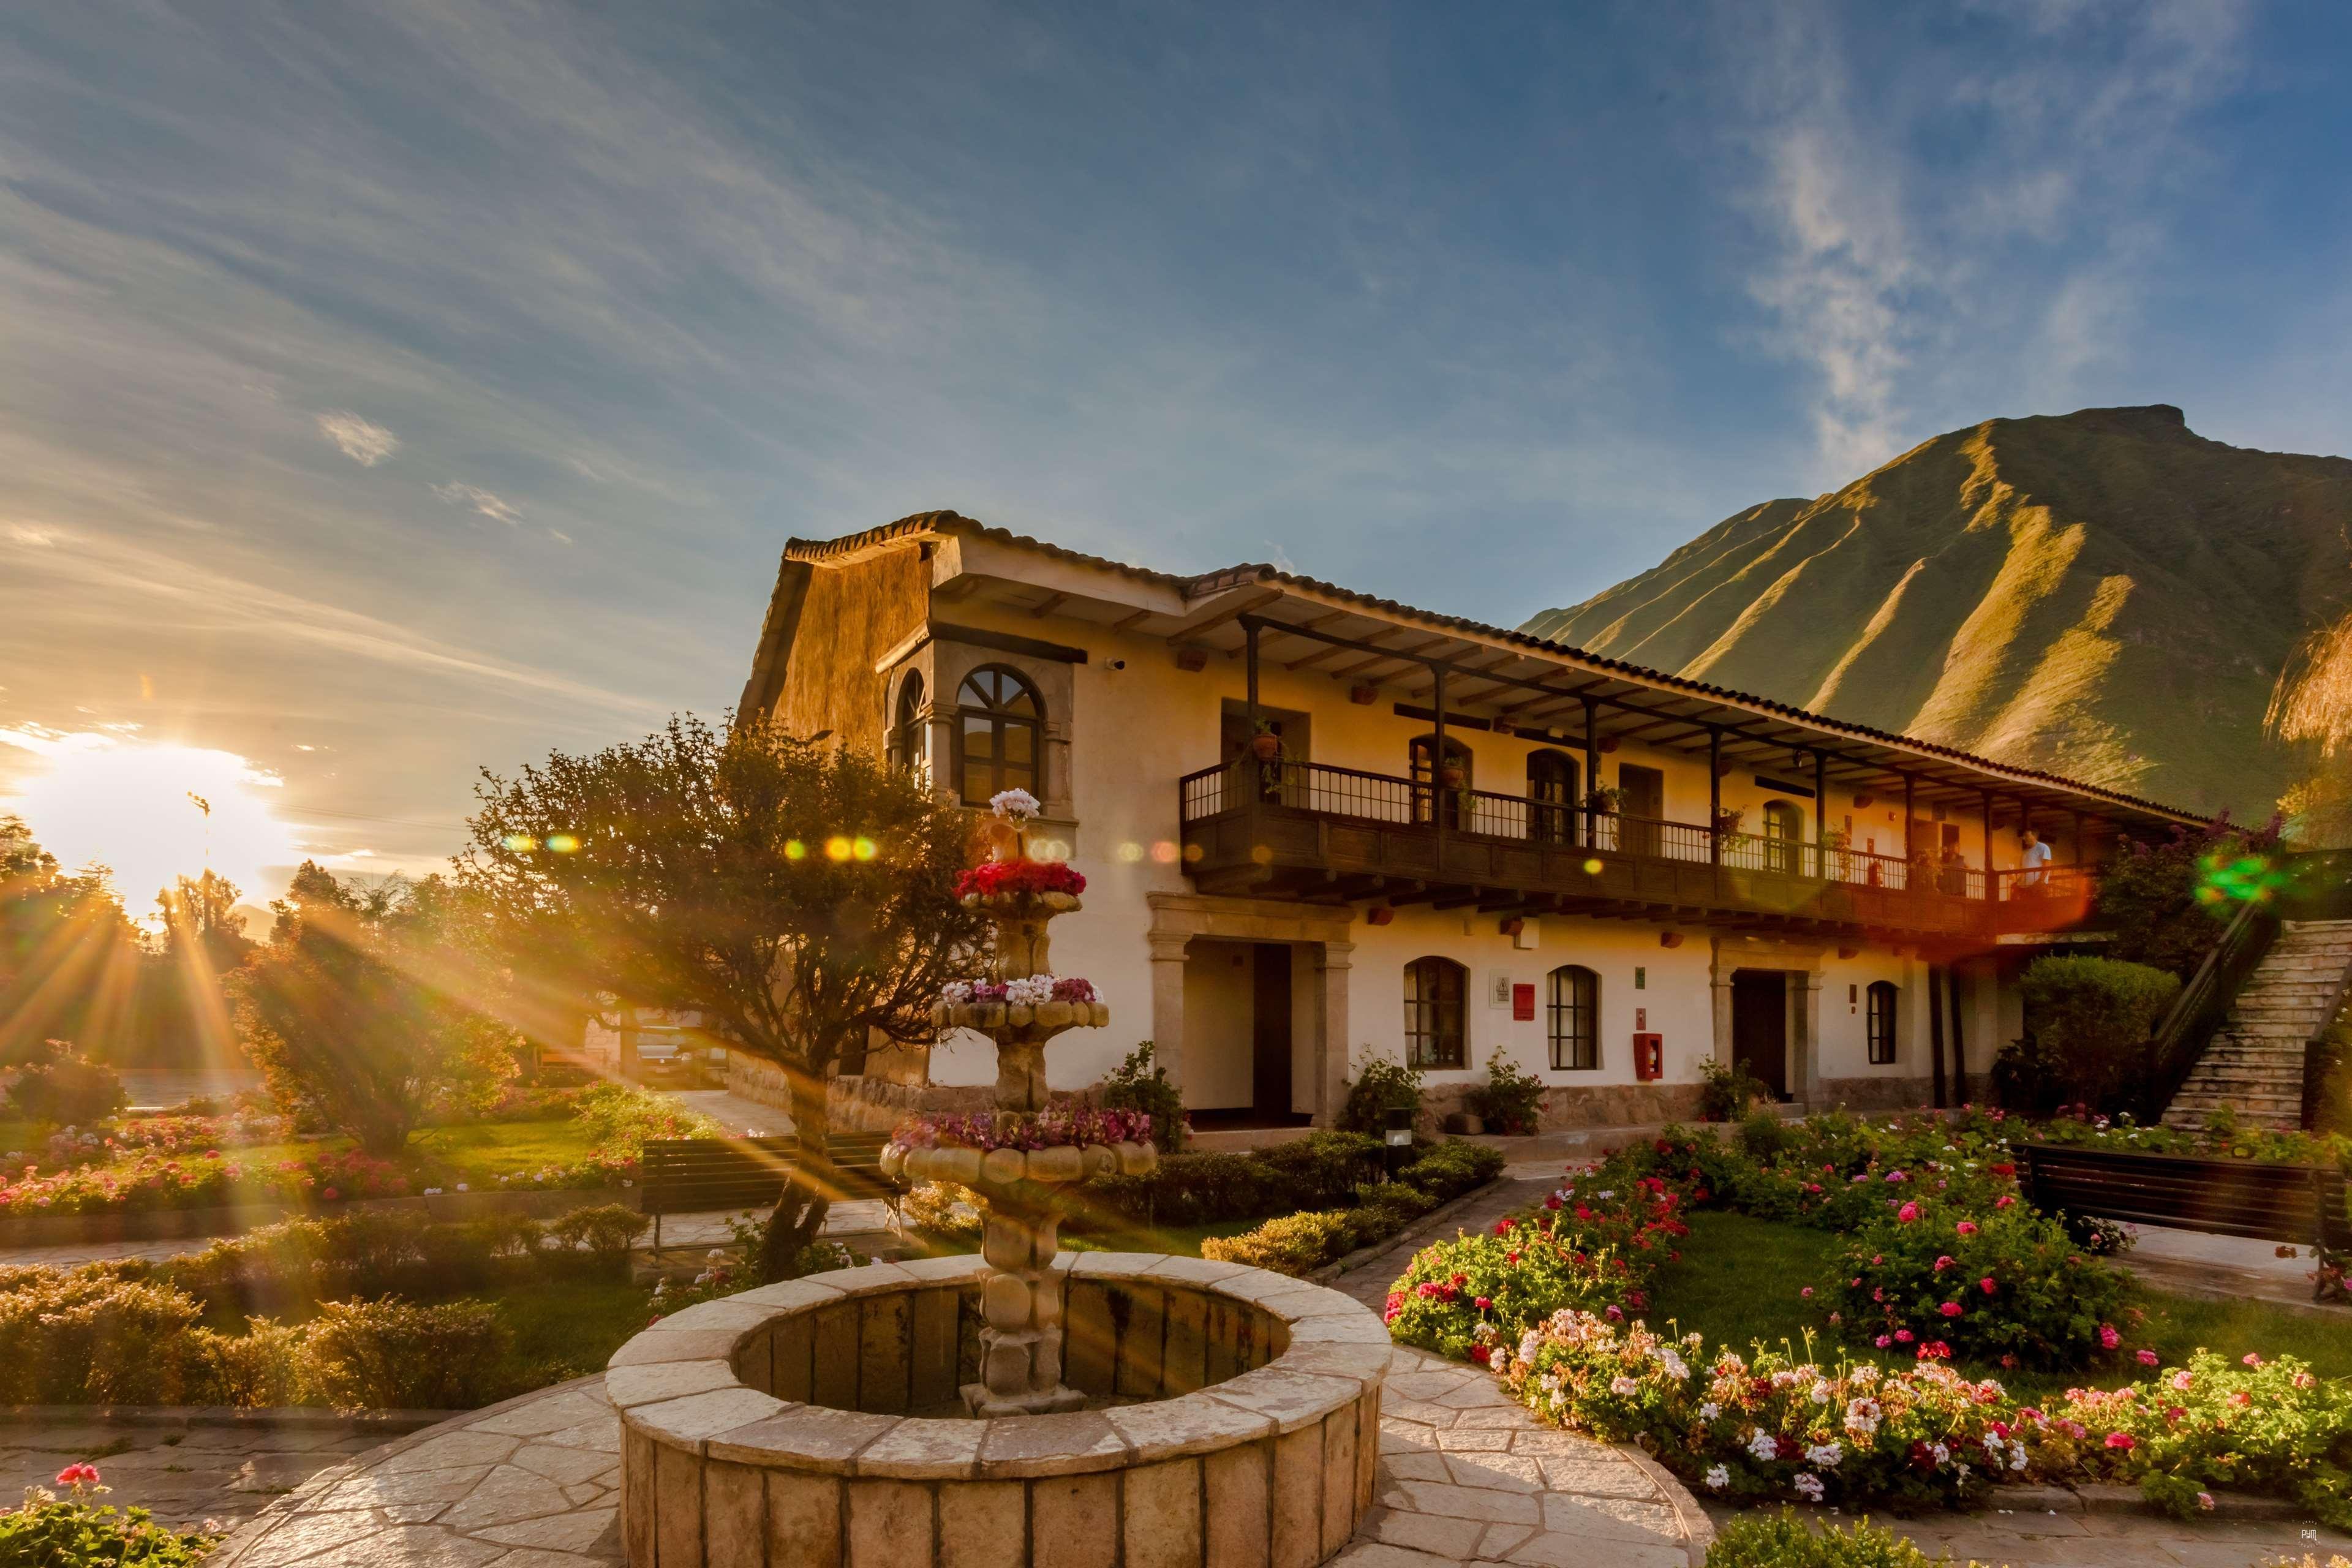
[0,1468,217,1567]
[888,1105,1152,1152]
[1380,1113,2352,1526]
[952,858,1085,905]
[0,1147,410,1216]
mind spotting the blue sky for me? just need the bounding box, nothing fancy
[2,0,2348,898]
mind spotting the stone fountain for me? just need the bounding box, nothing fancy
[879,791,1155,1416]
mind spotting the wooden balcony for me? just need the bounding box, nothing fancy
[1177,760,2098,942]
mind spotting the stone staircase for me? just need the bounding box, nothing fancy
[2164,919,2352,1131]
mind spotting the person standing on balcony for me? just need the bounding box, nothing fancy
[2019,827,2051,894]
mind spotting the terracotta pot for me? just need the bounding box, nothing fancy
[1439,766,1466,790]
[1251,731,1282,761]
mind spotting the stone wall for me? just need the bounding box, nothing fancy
[1417,1078,1707,1132]
[609,1253,1388,1568]
[1816,1076,1940,1112]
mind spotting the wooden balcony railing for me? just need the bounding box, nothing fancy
[1179,758,2098,937]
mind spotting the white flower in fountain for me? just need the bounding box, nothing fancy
[941,980,974,1005]
[989,788,1042,823]
[1003,974,1055,1006]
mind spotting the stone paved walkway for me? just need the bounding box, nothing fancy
[0,1420,396,1533]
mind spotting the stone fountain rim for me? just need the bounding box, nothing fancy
[603,1251,1393,1482]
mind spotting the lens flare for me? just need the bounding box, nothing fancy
[1582,858,1604,875]
[1152,840,1179,864]
[545,832,581,854]
[2198,852,2289,906]
[785,839,807,861]
[502,834,539,853]
[852,837,878,861]
[824,835,854,862]
[1115,841,1144,864]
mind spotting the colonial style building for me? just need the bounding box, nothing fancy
[738,511,2203,1133]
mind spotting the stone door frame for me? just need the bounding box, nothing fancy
[1708,933,1826,1106]
[1145,892,1357,1125]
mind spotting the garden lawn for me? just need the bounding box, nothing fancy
[491,1278,654,1393]
[405,1120,608,1184]
[1063,1218,1267,1257]
[1648,1208,2352,1404]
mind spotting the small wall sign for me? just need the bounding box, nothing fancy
[1487,970,1513,1009]
[1512,983,1536,1022]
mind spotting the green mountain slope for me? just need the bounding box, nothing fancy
[1521,406,2352,816]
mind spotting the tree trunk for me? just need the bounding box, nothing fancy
[759,1067,834,1281]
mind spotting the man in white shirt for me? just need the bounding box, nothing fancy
[2019,827,2052,893]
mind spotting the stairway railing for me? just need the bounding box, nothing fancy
[2144,895,2282,1124]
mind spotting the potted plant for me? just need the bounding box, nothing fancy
[1713,805,1746,837]
[1438,760,1466,790]
[1585,784,1627,815]
[1249,719,1283,762]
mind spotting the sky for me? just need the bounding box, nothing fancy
[4,0,2350,907]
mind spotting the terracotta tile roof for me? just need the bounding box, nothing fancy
[780,512,2207,824]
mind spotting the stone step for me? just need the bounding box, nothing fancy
[2171,1084,2304,1106]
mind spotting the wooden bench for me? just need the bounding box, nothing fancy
[640,1133,903,1252]
[2018,1142,2350,1302]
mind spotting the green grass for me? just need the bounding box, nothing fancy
[1646,1208,2352,1401]
[491,1276,652,1392]
[0,1119,40,1154]
[405,1120,603,1183]
[1063,1218,1267,1257]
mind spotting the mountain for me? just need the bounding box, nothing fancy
[1521,405,2352,818]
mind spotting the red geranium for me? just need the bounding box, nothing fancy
[956,859,1087,900]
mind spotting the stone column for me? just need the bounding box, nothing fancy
[1313,941,1355,1126]
[1148,932,1190,1095]
[1708,939,1735,1069]
[1793,970,1826,1106]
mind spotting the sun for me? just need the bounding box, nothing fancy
[2,733,300,922]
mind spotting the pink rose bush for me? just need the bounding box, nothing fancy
[0,1148,409,1216]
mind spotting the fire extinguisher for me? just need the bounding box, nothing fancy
[1632,1033,1663,1082]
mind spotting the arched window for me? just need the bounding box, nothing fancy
[887,672,927,775]
[1527,752,1580,846]
[1403,956,1467,1069]
[1409,735,1473,828]
[1866,981,1898,1064]
[1548,965,1599,1071]
[1761,800,1804,875]
[956,666,1042,805]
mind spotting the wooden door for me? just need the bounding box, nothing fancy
[1731,970,1789,1099]
[1527,752,1579,845]
[1618,764,1664,857]
[1251,944,1294,1120]
[1762,800,1803,875]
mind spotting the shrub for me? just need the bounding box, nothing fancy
[1703,1511,1959,1568]
[4,1041,126,1126]
[1830,1193,2129,1371]
[0,1272,209,1404]
[1999,956,2181,1115]
[545,1202,649,1272]
[1469,1049,1545,1136]
[1253,1132,1382,1208]
[900,1180,982,1243]
[1356,1181,1436,1227]
[1098,1042,1188,1153]
[1338,1054,1423,1133]
[0,1480,218,1567]
[570,1081,720,1159]
[1398,1140,1506,1204]
[1736,1109,1796,1163]
[1697,1055,1766,1121]
[1200,1210,1359,1276]
[299,1297,507,1409]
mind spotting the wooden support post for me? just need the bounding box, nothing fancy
[1982,790,1996,901]
[1245,619,1260,729]
[1902,772,1916,891]
[1948,962,1969,1101]
[1582,696,1599,849]
[1708,726,1722,867]
[1433,662,1449,853]
[1814,750,1828,880]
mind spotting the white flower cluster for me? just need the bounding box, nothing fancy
[942,981,974,1004]
[1804,1441,1844,1469]
[1656,1349,1691,1382]
[1697,1401,1721,1421]
[1792,1474,1825,1502]
[1004,974,1055,1006]
[1703,1464,1730,1490]
[1844,1396,1883,1438]
[1608,1376,1640,1396]
[990,788,1041,823]
[1747,1428,1780,1461]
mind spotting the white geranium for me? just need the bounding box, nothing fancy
[1747,1429,1779,1462]
[1003,974,1055,1006]
[1697,1402,1721,1421]
[1657,1350,1691,1382]
[1609,1376,1639,1396]
[1804,1442,1844,1469]
[1793,1473,1825,1502]
[989,788,1042,823]
[1703,1464,1729,1491]
[941,980,974,1005]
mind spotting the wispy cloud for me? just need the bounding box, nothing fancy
[431,481,520,524]
[315,411,399,466]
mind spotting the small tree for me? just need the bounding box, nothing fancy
[2095,816,2284,977]
[233,862,507,1155]
[458,715,982,1280]
[1995,955,2182,1115]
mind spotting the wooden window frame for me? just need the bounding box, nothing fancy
[1404,956,1467,1070]
[1866,980,1898,1064]
[1548,963,1599,1071]
[954,664,1044,806]
[888,671,927,774]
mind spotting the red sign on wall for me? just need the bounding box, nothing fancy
[1511,983,1536,1022]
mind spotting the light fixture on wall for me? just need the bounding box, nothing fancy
[1853,793,1874,809]
[1837,944,1861,960]
[1174,648,1208,673]
[1658,930,1684,949]
[1366,906,1395,926]
[1349,684,1378,704]
[1597,736,1621,754]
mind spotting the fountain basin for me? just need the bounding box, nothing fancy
[608,1251,1392,1568]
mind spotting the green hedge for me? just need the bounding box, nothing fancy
[1705,1513,1960,1568]
[1192,1139,1506,1278]
[1072,1131,1385,1229]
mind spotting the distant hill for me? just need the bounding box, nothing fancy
[1521,406,2352,818]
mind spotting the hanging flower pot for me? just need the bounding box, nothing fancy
[1439,764,1466,790]
[1251,731,1283,761]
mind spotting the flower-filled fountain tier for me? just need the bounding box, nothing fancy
[881,1112,1158,1415]
[935,847,1109,1113]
